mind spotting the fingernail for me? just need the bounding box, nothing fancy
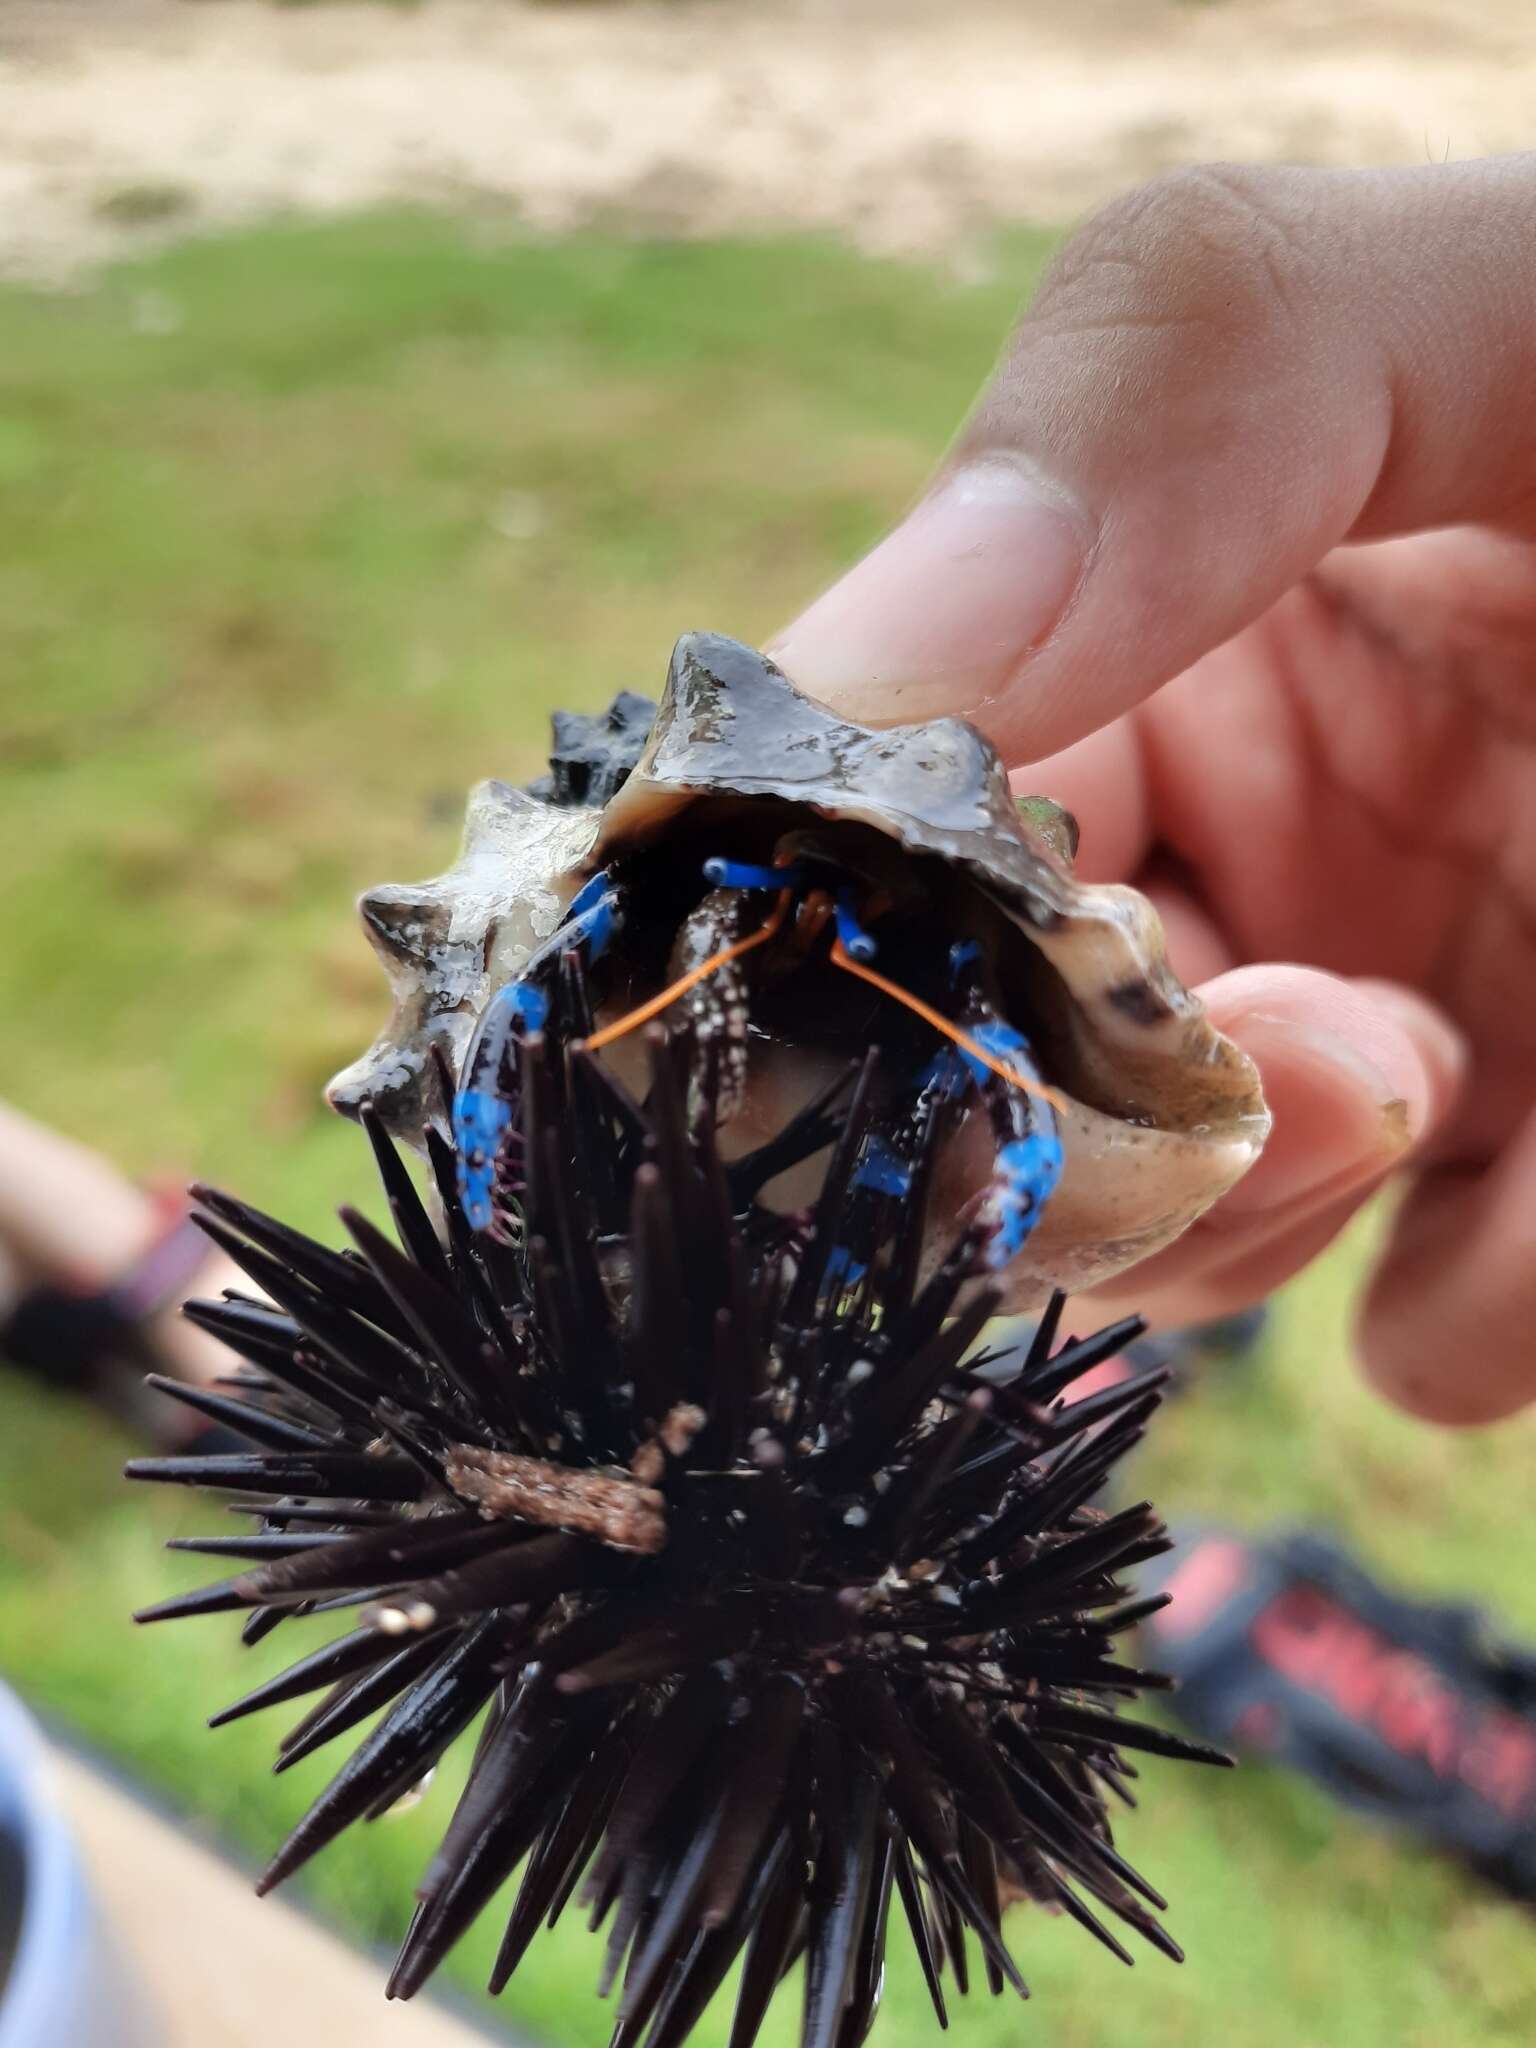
[770,456,1091,724]
[1220,1012,1435,1218]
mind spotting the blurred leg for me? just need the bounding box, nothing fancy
[0,1101,155,1284]
[0,1100,252,1406]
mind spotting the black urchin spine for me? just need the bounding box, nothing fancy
[129,993,1229,2048]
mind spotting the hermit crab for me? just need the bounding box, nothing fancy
[329,632,1270,1302]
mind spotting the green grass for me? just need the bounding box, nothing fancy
[1,212,1532,2047]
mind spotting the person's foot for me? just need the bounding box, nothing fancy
[1139,1524,1536,1905]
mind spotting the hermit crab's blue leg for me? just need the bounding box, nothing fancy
[452,871,623,1231]
[561,870,623,964]
[700,857,810,894]
[824,1127,907,1296]
[973,1068,1064,1269]
[833,889,879,965]
[452,981,542,1232]
[947,943,1064,1270]
[821,1027,975,1303]
[824,920,1067,1275]
[825,1111,932,1295]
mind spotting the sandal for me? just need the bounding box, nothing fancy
[1138,1524,1536,1904]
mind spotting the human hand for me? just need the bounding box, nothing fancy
[772,158,1536,1424]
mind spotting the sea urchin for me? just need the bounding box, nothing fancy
[128,1000,1229,2045]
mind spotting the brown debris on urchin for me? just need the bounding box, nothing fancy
[127,1019,1230,2046]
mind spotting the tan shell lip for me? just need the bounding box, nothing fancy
[326,631,1269,1300]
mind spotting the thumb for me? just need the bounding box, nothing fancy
[770,156,1536,759]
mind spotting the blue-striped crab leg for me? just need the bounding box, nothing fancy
[452,871,622,1231]
[676,865,1063,1278]
[945,940,1064,1270]
[832,888,879,965]
[699,858,809,894]
[825,933,1066,1275]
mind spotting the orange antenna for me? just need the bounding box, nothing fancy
[829,937,1070,1115]
[578,890,794,1055]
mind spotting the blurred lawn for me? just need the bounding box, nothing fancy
[1,214,1532,2047]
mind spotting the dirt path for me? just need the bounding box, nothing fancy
[0,0,1532,278]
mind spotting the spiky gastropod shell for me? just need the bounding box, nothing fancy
[326,691,654,1141]
[328,634,1269,1308]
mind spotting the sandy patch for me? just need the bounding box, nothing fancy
[0,0,1532,276]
